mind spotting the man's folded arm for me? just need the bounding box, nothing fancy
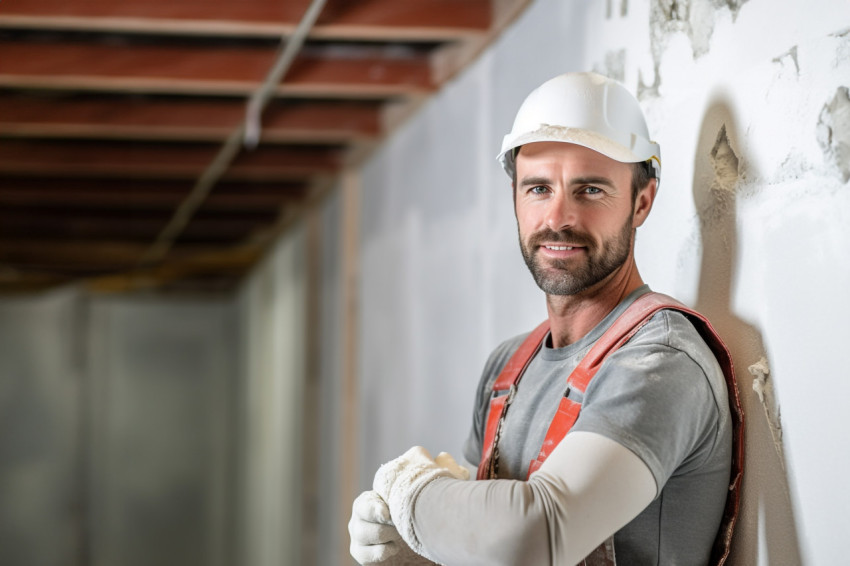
[412,431,657,565]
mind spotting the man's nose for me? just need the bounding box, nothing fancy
[544,193,577,232]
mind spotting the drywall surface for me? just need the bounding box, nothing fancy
[87,296,236,566]
[353,0,850,563]
[234,224,308,566]
[0,288,85,566]
[0,290,237,566]
[314,189,346,566]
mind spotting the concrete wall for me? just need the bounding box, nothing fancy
[353,0,850,563]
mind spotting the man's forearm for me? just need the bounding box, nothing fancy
[408,432,657,566]
[413,476,551,565]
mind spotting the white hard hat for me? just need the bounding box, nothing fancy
[498,72,661,182]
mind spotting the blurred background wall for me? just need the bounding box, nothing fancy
[2,0,849,565]
[0,291,237,566]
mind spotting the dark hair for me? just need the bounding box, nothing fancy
[630,160,655,203]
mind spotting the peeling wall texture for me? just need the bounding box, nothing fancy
[352,0,850,564]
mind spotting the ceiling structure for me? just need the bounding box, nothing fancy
[0,0,530,293]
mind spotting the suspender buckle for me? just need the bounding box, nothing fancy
[506,383,517,404]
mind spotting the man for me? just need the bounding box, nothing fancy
[349,72,742,565]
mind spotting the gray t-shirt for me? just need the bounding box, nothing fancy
[462,286,732,565]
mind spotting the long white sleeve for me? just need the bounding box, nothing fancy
[410,431,657,565]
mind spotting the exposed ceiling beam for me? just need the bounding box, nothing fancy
[0,94,382,143]
[0,139,343,179]
[0,240,261,290]
[0,177,310,210]
[0,40,434,97]
[0,209,277,242]
[0,0,490,41]
[0,0,533,294]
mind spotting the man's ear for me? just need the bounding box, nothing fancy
[632,178,657,228]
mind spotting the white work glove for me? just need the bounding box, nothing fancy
[349,490,436,565]
[372,447,470,559]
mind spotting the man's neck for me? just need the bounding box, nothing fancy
[546,260,645,348]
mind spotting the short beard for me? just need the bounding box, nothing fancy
[519,219,634,296]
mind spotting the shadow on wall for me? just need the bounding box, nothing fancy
[691,100,802,565]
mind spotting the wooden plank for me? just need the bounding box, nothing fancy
[0,241,150,269]
[0,240,258,269]
[0,0,490,40]
[0,40,433,97]
[0,177,310,210]
[0,207,277,241]
[0,93,382,142]
[83,245,264,292]
[0,139,342,179]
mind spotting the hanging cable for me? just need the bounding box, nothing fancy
[138,0,328,267]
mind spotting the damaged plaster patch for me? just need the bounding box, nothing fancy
[643,0,751,97]
[637,67,661,100]
[748,357,785,467]
[816,86,850,183]
[697,124,739,227]
[710,124,739,185]
[771,45,799,76]
[594,49,626,83]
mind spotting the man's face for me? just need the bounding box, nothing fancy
[514,142,639,296]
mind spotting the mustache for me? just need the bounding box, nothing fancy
[525,227,595,248]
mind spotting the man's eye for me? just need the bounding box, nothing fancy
[530,185,548,194]
[583,186,603,195]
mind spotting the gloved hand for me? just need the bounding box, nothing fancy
[348,490,439,565]
[372,447,469,558]
[349,490,401,564]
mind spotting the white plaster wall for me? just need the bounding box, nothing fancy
[355,0,850,563]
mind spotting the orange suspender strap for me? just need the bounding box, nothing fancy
[475,292,744,565]
[476,319,550,481]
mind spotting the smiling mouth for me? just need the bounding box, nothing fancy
[544,245,576,251]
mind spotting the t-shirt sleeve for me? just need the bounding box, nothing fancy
[570,339,722,492]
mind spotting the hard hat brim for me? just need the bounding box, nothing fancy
[498,124,661,180]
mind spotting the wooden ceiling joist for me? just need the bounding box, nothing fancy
[0,139,343,179]
[0,0,491,41]
[0,93,383,143]
[0,240,259,272]
[0,209,277,242]
[0,177,310,210]
[0,39,434,97]
[0,0,532,293]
